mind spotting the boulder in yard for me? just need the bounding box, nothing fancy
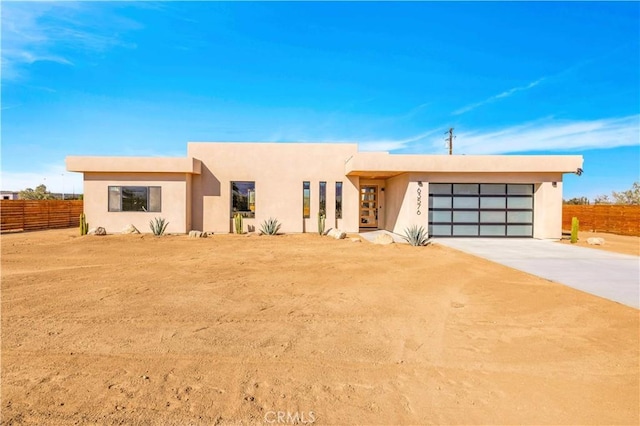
[327,229,346,239]
[587,237,605,245]
[189,230,207,238]
[94,227,107,236]
[373,233,394,245]
[122,224,140,234]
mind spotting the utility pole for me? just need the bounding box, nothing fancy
[446,128,455,155]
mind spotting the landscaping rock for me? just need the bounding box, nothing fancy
[122,224,140,234]
[188,230,207,238]
[350,238,362,243]
[94,227,107,236]
[87,228,97,235]
[587,237,605,245]
[373,233,394,245]
[327,229,346,239]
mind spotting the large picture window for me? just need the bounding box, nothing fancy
[319,181,327,216]
[231,181,255,218]
[108,186,161,212]
[303,181,310,218]
[335,182,343,219]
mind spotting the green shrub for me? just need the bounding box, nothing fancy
[402,225,430,246]
[260,217,282,235]
[150,217,169,236]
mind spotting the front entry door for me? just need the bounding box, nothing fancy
[360,186,378,228]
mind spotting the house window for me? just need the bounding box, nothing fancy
[108,186,161,212]
[231,181,255,218]
[319,182,327,216]
[303,181,310,218]
[335,182,343,219]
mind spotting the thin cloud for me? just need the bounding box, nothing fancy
[453,78,545,115]
[425,115,639,154]
[1,2,140,81]
[356,129,441,152]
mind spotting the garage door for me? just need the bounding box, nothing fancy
[428,183,534,237]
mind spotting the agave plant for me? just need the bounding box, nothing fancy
[260,217,282,235]
[149,217,169,236]
[402,225,430,246]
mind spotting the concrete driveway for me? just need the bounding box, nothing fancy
[434,238,639,309]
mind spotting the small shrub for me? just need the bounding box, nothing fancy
[402,225,430,246]
[260,217,282,235]
[150,217,169,236]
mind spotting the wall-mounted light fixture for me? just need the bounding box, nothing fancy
[417,181,423,187]
[552,182,557,188]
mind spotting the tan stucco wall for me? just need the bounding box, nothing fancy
[188,143,360,233]
[82,172,189,234]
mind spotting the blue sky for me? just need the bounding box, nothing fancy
[2,1,638,199]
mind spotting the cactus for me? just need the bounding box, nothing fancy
[79,212,89,236]
[570,216,579,244]
[317,212,326,236]
[234,213,243,234]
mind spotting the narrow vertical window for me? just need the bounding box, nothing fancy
[303,181,310,218]
[319,182,327,216]
[335,182,343,219]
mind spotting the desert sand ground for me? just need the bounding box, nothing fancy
[558,230,640,256]
[2,229,638,425]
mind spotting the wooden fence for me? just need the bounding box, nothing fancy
[562,205,640,236]
[0,200,84,232]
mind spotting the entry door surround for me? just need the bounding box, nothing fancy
[360,185,378,228]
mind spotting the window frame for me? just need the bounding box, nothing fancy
[108,185,162,213]
[319,181,327,217]
[230,181,256,219]
[302,181,311,218]
[335,181,343,219]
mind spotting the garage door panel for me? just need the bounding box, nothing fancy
[507,211,533,223]
[480,225,506,236]
[429,183,533,238]
[480,211,505,223]
[480,197,506,208]
[453,211,479,223]
[453,197,479,209]
[507,197,533,209]
[453,225,478,236]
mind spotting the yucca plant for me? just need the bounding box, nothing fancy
[402,225,430,246]
[149,217,169,236]
[260,217,282,235]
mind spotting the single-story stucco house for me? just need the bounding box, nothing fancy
[66,142,583,239]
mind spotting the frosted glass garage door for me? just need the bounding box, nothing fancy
[428,183,534,237]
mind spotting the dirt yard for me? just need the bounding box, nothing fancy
[559,230,640,256]
[2,229,638,425]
